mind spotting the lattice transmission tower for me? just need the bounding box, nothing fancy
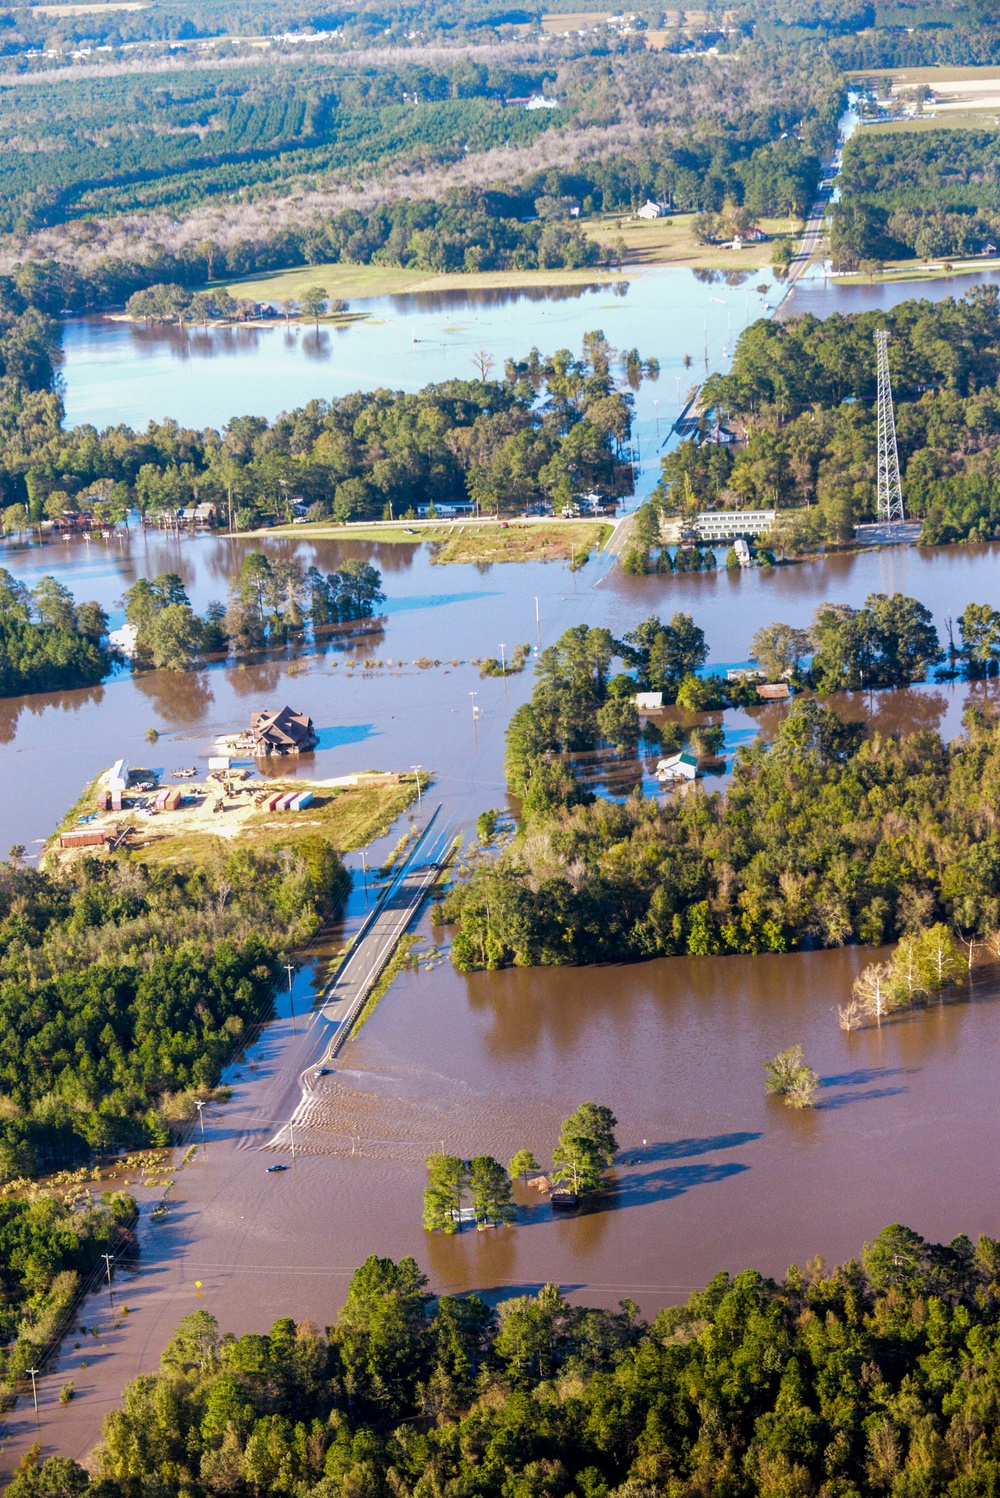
[875,329,905,525]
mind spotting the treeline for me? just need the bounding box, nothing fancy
[0,841,344,1181]
[21,1224,1000,1498]
[832,129,1000,265]
[442,693,1000,969]
[440,602,1000,970]
[0,64,564,237]
[120,556,386,669]
[0,332,640,527]
[3,146,823,314]
[0,1187,137,1402]
[0,567,113,697]
[665,290,1000,547]
[0,40,844,307]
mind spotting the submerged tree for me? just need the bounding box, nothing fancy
[422,1154,468,1234]
[468,1156,515,1227]
[764,1046,818,1108]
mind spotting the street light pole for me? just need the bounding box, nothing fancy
[284,962,296,1034]
[411,765,422,804]
[102,1252,115,1308]
[194,1098,206,1153]
[499,642,506,675]
[26,1368,39,1424]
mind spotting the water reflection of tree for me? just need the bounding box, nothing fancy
[225,659,286,697]
[131,666,214,723]
[963,678,1000,716]
[744,688,948,742]
[0,683,106,743]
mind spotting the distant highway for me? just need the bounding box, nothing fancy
[783,157,840,294]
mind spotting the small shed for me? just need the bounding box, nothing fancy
[634,691,664,711]
[656,751,699,782]
[249,706,318,756]
[756,682,791,701]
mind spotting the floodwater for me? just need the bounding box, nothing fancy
[6,245,1000,1470]
[58,270,777,507]
[10,935,1000,1470]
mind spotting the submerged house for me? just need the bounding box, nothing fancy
[656,752,699,782]
[249,706,318,756]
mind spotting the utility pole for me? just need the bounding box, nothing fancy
[534,595,540,644]
[411,765,422,804]
[875,329,905,525]
[26,1368,39,1424]
[288,1119,296,1164]
[361,848,369,904]
[284,962,296,1035]
[499,642,506,675]
[653,398,659,434]
[102,1252,115,1308]
[194,1097,207,1153]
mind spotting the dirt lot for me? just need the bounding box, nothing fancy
[54,768,423,870]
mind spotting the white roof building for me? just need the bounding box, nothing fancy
[109,622,139,658]
[637,200,663,219]
[656,752,699,782]
[634,692,664,711]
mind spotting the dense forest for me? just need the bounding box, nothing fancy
[0,840,343,1181]
[18,1225,1000,1498]
[0,567,113,695]
[0,1186,138,1405]
[439,606,1000,969]
[0,325,640,528]
[831,129,1000,266]
[659,290,1000,547]
[0,41,840,303]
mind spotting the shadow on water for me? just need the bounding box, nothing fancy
[603,1160,750,1211]
[313,723,380,750]
[616,1130,762,1165]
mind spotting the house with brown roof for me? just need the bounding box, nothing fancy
[249,706,318,755]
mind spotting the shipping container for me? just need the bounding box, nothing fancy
[111,796,122,812]
[208,755,230,771]
[60,829,106,848]
[163,788,182,810]
[266,791,285,811]
[155,788,170,809]
[291,791,313,810]
[97,791,108,811]
[276,791,298,811]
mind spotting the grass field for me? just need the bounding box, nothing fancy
[834,254,1000,284]
[223,212,795,307]
[580,211,797,271]
[260,518,612,563]
[851,66,1000,131]
[225,262,627,305]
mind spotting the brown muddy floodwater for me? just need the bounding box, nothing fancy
[5,532,1000,1473]
[10,937,1000,1473]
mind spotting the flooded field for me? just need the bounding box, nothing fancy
[10,933,1000,1470]
[5,241,1000,1475]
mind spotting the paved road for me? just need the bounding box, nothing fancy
[783,144,843,294]
[261,811,456,1150]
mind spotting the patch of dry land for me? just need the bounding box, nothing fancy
[225,262,627,305]
[259,517,612,563]
[856,66,1000,128]
[580,211,798,270]
[53,767,423,871]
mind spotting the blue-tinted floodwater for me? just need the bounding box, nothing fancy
[59,269,780,499]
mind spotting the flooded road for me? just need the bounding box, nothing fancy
[11,935,1000,1470]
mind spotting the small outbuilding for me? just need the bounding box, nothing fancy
[756,682,791,701]
[637,200,664,219]
[249,706,318,756]
[634,691,664,711]
[656,751,699,782]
